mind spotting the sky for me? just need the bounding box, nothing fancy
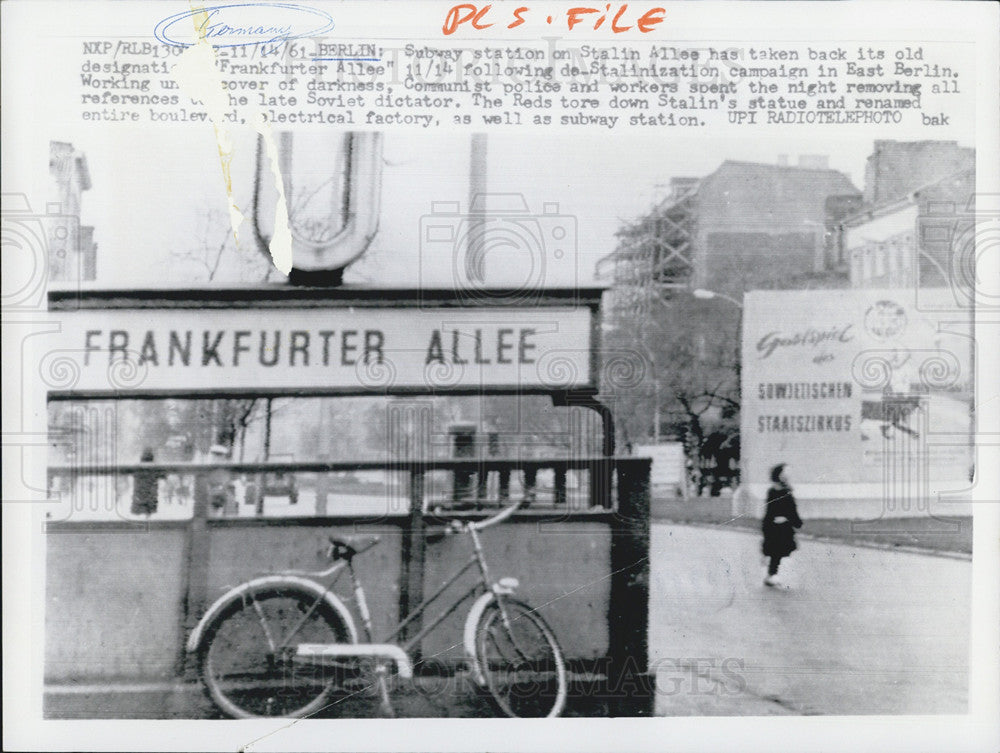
[67,128,894,288]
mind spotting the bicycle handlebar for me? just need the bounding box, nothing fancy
[467,498,523,532]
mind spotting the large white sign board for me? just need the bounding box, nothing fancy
[45,306,595,395]
[741,288,973,501]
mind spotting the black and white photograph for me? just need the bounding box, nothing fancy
[3,1,999,751]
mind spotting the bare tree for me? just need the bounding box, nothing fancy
[162,208,277,458]
[599,196,741,493]
[168,209,275,284]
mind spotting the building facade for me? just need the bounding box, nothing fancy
[842,168,975,290]
[48,141,97,282]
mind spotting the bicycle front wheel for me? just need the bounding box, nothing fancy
[473,598,568,718]
[198,585,353,719]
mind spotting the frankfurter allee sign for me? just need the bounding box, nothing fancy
[45,290,598,397]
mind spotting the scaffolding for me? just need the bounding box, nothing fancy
[596,177,698,322]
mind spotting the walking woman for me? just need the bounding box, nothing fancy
[762,463,802,588]
[131,448,163,517]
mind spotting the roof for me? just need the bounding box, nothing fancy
[696,160,860,225]
[841,168,974,228]
[709,159,858,189]
[650,159,859,217]
[717,159,849,176]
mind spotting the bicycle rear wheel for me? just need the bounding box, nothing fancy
[198,585,353,719]
[473,598,568,718]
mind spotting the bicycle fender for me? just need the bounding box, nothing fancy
[463,592,498,686]
[185,575,358,653]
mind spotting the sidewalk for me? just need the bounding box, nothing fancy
[44,674,641,719]
[649,522,970,716]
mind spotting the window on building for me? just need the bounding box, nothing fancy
[874,244,886,277]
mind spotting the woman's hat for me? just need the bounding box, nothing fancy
[770,463,786,483]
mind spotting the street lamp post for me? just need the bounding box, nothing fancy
[691,289,743,368]
[690,288,744,497]
[691,287,743,392]
[692,288,744,309]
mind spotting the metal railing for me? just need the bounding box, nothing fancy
[46,457,647,520]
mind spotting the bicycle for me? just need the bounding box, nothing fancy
[186,498,568,719]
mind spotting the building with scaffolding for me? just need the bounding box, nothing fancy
[598,157,861,314]
[597,142,975,505]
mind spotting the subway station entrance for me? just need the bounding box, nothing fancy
[44,283,653,717]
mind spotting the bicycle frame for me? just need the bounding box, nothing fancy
[188,498,572,718]
[188,501,525,684]
[373,523,512,658]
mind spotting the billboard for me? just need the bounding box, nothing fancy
[741,289,973,506]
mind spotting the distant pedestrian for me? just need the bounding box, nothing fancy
[131,448,163,517]
[762,463,802,588]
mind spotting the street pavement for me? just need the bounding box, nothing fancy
[44,522,970,718]
[649,523,970,715]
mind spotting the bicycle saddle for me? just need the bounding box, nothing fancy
[327,535,380,560]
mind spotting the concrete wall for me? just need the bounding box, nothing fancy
[205,522,405,631]
[421,521,611,660]
[703,231,821,290]
[45,515,614,681]
[46,526,188,681]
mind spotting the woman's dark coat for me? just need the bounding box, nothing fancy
[761,483,803,558]
[131,468,163,515]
